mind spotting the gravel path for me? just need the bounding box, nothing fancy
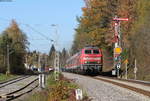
[63,72,150,101]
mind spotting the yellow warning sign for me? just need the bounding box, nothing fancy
[114,47,122,54]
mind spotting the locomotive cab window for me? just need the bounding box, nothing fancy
[93,50,100,54]
[84,50,92,54]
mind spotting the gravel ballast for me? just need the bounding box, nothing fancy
[0,76,38,95]
[63,72,150,101]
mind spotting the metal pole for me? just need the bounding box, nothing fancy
[117,69,119,78]
[114,16,120,78]
[52,24,60,80]
[54,51,59,80]
[135,72,136,80]
[38,53,41,72]
[134,59,137,80]
[118,21,121,79]
[125,62,128,79]
[114,16,118,76]
[42,74,45,88]
[39,74,42,88]
[7,45,10,75]
[113,16,128,78]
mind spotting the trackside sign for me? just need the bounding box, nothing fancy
[114,47,122,54]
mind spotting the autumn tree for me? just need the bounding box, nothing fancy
[127,0,150,80]
[26,51,39,69]
[0,20,29,74]
[72,0,119,54]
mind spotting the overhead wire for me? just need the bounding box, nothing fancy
[0,17,53,53]
[0,17,53,42]
[22,24,54,42]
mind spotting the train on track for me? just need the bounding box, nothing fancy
[64,46,103,74]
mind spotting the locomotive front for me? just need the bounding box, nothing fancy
[80,47,103,74]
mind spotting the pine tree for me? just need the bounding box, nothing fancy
[48,44,56,68]
[60,48,69,67]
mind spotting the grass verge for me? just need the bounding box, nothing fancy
[0,73,17,82]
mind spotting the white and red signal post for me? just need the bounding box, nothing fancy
[112,16,128,77]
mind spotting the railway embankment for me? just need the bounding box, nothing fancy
[63,72,150,101]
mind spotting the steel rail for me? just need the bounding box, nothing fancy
[93,76,150,97]
[96,75,150,87]
[0,76,22,84]
[0,76,31,89]
[0,77,39,101]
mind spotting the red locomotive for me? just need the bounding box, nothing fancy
[65,46,103,74]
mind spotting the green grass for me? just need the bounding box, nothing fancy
[0,74,17,82]
[24,91,49,101]
[46,72,78,89]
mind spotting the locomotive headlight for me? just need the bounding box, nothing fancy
[83,57,90,60]
[84,61,88,64]
[83,57,101,60]
[94,57,101,60]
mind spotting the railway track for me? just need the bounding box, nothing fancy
[0,76,39,101]
[93,76,150,97]
[95,75,150,87]
[0,76,22,85]
[0,76,30,89]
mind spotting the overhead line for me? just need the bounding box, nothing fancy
[22,24,54,42]
[0,17,54,42]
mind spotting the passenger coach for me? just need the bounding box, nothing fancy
[65,46,103,74]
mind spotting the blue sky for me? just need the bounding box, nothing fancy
[0,0,84,54]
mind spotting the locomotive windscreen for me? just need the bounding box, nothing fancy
[93,50,100,54]
[84,49,100,54]
[85,50,92,54]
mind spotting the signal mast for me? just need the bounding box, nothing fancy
[113,16,128,78]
